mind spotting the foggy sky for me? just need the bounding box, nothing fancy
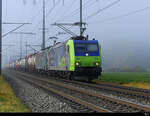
[2,0,150,69]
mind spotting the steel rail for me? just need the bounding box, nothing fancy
[14,71,150,112]
[58,79,150,96]
[17,70,150,98]
[7,71,110,113]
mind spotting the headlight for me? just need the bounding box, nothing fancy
[76,62,80,66]
[96,62,99,66]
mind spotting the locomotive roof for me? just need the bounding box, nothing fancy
[52,41,67,48]
[41,46,52,51]
[28,53,37,57]
[71,36,87,40]
[74,40,98,44]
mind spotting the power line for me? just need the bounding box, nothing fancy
[29,7,43,22]
[2,23,31,38]
[55,0,101,34]
[52,23,78,36]
[29,0,50,22]
[29,0,50,32]
[45,0,60,19]
[2,24,25,38]
[64,0,93,21]
[53,0,99,35]
[30,0,60,49]
[84,0,120,21]
[3,22,31,25]
[28,0,51,50]
[43,0,60,50]
[31,1,59,34]
[11,32,36,35]
[55,0,77,22]
[57,0,94,22]
[10,32,36,59]
[89,5,150,24]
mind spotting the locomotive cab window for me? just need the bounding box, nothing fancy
[74,43,99,53]
[87,44,99,52]
[74,44,86,52]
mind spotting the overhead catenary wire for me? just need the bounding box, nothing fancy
[26,0,50,22]
[89,5,150,24]
[29,0,60,41]
[2,24,26,38]
[54,0,101,36]
[57,0,97,22]
[31,0,60,31]
[29,0,50,27]
[55,0,77,22]
[84,0,120,21]
[45,0,60,19]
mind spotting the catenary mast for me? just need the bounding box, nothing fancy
[80,0,83,37]
[0,0,2,74]
[42,0,46,50]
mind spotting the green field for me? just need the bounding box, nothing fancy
[95,72,150,89]
[0,76,30,112]
[98,72,150,84]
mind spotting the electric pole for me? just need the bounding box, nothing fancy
[42,0,46,50]
[80,0,83,37]
[9,32,36,59]
[25,42,27,72]
[0,0,2,74]
[52,0,86,39]
[20,34,22,59]
[25,42,27,58]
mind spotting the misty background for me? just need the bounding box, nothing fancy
[2,0,150,72]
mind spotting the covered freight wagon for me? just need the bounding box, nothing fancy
[35,48,49,74]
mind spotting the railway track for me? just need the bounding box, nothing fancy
[14,70,150,106]
[5,70,150,112]
[4,70,110,113]
[59,78,150,104]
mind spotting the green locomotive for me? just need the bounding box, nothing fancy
[45,36,102,82]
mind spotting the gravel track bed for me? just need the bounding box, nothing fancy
[3,71,78,113]
[13,70,150,109]
[38,80,143,112]
[51,79,150,107]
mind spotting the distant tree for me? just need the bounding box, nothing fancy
[122,66,131,72]
[133,66,146,72]
[146,68,150,72]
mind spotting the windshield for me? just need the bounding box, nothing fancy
[74,43,99,53]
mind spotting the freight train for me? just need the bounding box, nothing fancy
[9,36,102,82]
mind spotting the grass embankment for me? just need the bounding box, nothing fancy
[0,76,30,112]
[95,72,150,90]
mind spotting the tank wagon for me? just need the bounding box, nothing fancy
[27,54,36,72]
[9,36,102,82]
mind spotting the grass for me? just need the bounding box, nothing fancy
[0,75,30,113]
[94,72,150,90]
